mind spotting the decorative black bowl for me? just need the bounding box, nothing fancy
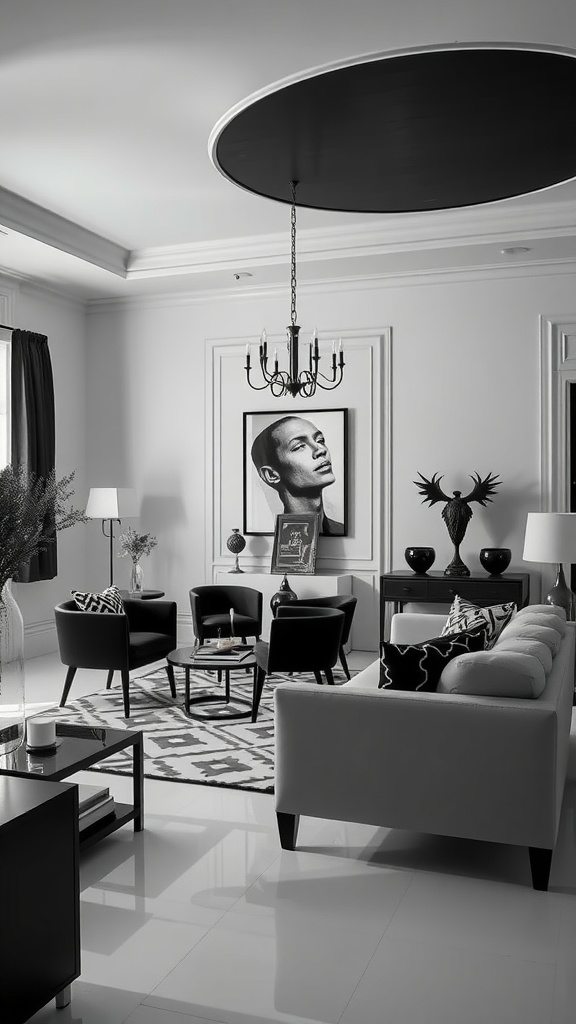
[479,547,512,576]
[405,546,436,574]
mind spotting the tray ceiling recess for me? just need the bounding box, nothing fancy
[209,43,576,213]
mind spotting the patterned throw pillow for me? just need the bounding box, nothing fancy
[440,595,516,648]
[71,585,124,614]
[379,625,489,691]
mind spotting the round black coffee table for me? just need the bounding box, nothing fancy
[167,646,258,720]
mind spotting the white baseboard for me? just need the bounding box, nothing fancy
[25,620,59,660]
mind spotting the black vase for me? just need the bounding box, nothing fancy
[270,574,298,615]
[479,547,512,576]
[405,547,436,574]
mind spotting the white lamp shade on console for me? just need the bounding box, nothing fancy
[523,512,576,619]
[85,487,138,520]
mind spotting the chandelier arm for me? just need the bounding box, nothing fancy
[311,375,345,391]
[246,373,279,392]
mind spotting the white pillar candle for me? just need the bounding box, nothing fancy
[27,717,56,748]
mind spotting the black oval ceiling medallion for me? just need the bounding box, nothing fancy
[210,45,576,212]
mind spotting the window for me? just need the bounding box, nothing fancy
[0,329,11,469]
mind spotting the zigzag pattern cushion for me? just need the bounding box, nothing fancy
[379,624,489,691]
[440,594,516,648]
[71,585,124,614]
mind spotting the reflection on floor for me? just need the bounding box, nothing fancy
[21,651,576,1024]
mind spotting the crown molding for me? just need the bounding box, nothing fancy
[2,181,576,286]
[0,264,85,310]
[126,196,576,278]
[86,257,576,315]
[0,186,129,277]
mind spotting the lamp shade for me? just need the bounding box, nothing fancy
[523,512,576,564]
[85,487,138,519]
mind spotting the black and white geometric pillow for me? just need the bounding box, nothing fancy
[71,585,124,614]
[440,595,516,648]
[379,624,489,691]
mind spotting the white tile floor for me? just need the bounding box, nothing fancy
[17,651,576,1024]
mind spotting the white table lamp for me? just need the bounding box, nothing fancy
[522,512,576,619]
[86,487,138,586]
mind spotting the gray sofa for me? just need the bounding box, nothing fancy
[274,605,575,889]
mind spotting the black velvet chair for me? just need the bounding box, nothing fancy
[287,595,358,679]
[189,585,263,645]
[252,605,344,721]
[55,597,178,718]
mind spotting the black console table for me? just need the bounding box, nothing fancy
[380,571,530,641]
[1,776,80,1023]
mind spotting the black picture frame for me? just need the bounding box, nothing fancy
[270,513,320,574]
[243,407,348,536]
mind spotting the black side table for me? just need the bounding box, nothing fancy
[380,571,530,642]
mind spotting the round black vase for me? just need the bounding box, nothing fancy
[270,574,298,615]
[404,547,436,574]
[479,547,512,576]
[226,527,246,573]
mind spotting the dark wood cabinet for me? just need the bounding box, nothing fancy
[0,777,80,1024]
[380,571,530,641]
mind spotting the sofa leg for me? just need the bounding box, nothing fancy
[277,812,300,850]
[529,846,553,891]
[106,669,114,689]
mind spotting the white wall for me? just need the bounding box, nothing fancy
[85,264,576,650]
[1,278,88,656]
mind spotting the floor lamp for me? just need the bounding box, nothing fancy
[523,512,576,620]
[85,488,138,586]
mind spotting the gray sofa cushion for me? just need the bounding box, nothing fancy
[496,620,563,655]
[494,637,553,674]
[437,648,547,698]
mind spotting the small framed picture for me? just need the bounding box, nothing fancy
[270,513,320,575]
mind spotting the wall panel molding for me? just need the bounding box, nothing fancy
[538,314,576,601]
[206,329,391,647]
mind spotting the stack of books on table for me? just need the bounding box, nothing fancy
[77,783,116,832]
[191,642,253,663]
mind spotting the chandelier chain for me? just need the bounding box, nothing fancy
[244,178,344,397]
[290,181,297,328]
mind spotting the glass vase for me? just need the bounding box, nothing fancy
[130,561,144,594]
[0,579,25,758]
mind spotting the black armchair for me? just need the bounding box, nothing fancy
[55,597,178,718]
[252,605,344,721]
[288,595,358,679]
[189,585,263,645]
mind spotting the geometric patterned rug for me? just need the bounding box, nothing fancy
[37,664,352,793]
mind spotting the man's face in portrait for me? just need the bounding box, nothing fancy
[266,417,336,495]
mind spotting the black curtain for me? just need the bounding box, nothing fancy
[11,330,57,581]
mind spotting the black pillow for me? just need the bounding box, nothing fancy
[379,625,489,691]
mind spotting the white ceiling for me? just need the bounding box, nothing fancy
[2,0,576,301]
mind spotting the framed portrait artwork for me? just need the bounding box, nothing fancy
[270,513,320,574]
[243,408,348,536]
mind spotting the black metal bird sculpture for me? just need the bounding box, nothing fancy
[414,471,502,577]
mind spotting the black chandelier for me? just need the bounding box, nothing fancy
[245,182,345,398]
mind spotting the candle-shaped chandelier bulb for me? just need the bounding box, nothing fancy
[244,181,345,398]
